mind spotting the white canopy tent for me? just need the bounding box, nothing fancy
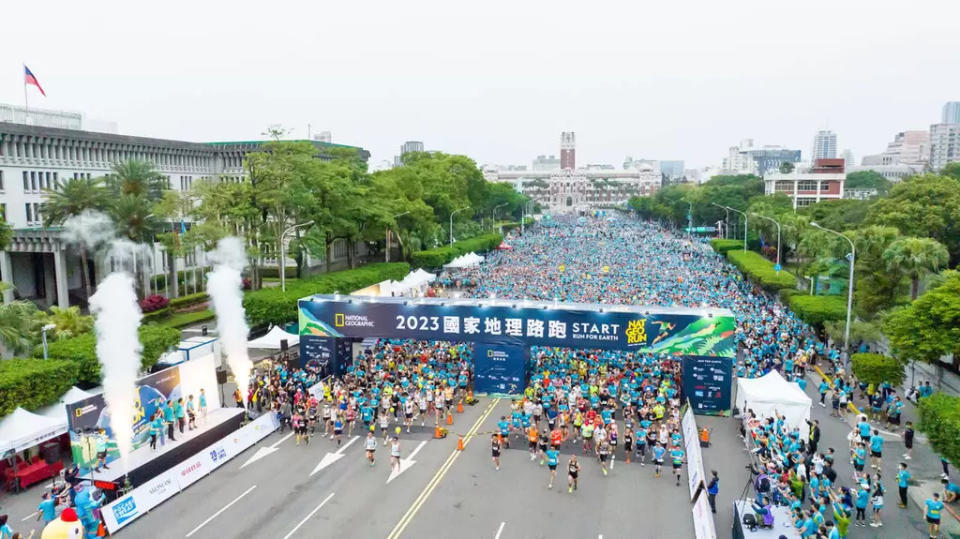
[38,386,95,431]
[736,371,812,438]
[379,269,437,297]
[0,407,67,455]
[443,252,484,269]
[247,326,300,349]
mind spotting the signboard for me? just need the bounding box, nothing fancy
[300,336,336,377]
[682,407,707,501]
[691,486,718,539]
[683,356,733,415]
[298,296,736,357]
[474,343,528,395]
[101,467,180,532]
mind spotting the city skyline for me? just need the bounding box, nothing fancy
[1,1,958,170]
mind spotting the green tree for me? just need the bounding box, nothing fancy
[779,161,795,174]
[42,176,109,299]
[942,162,960,181]
[844,170,892,197]
[799,199,872,231]
[847,225,902,316]
[0,300,42,357]
[882,270,960,368]
[42,306,94,340]
[865,174,960,265]
[109,159,169,201]
[883,237,950,300]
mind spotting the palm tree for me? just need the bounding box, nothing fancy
[0,297,42,357]
[42,176,108,300]
[42,306,94,341]
[110,160,168,201]
[883,237,950,300]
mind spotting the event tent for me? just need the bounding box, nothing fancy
[735,371,812,438]
[247,326,300,349]
[38,386,95,429]
[0,407,67,454]
[378,269,437,297]
[444,252,484,269]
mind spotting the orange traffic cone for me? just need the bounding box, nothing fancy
[457,435,465,451]
[446,412,454,426]
[434,426,443,439]
[457,401,464,414]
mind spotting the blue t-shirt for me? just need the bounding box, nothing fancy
[38,498,57,521]
[870,435,883,453]
[546,449,559,466]
[653,446,666,461]
[856,488,869,509]
[898,470,911,487]
[670,449,685,465]
[926,499,944,519]
[498,420,509,435]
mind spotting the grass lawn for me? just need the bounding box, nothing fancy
[159,309,216,328]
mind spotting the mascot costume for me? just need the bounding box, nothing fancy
[40,507,83,539]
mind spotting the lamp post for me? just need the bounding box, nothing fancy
[725,206,748,252]
[751,213,781,266]
[280,220,314,293]
[810,221,856,368]
[711,203,729,239]
[386,211,409,263]
[521,200,531,234]
[686,201,693,233]
[493,203,509,232]
[41,323,55,359]
[449,206,470,247]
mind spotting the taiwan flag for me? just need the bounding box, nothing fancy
[24,65,46,97]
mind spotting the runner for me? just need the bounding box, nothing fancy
[390,437,401,473]
[925,492,943,539]
[365,432,377,467]
[567,455,580,493]
[597,438,610,476]
[546,446,560,489]
[333,413,344,447]
[528,424,539,461]
[652,442,666,479]
[491,434,501,471]
[670,444,685,487]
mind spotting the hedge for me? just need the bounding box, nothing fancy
[787,294,848,328]
[778,288,804,303]
[709,239,744,255]
[726,249,796,291]
[141,307,172,323]
[243,262,410,328]
[157,309,216,329]
[259,266,298,279]
[409,233,503,269]
[169,292,209,310]
[917,392,960,469]
[499,217,535,232]
[42,325,182,384]
[0,358,80,416]
[850,353,905,387]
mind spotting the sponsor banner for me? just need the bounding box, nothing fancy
[474,343,528,395]
[298,296,736,357]
[683,355,733,414]
[102,468,180,533]
[173,451,215,489]
[682,407,707,501]
[691,485,718,539]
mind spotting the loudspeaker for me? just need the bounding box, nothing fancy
[216,369,228,384]
[280,339,289,352]
[201,325,208,337]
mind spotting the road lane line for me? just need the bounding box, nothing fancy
[282,492,335,539]
[21,511,38,521]
[185,484,256,537]
[386,398,500,539]
[494,521,505,539]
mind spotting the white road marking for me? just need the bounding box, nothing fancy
[311,436,360,476]
[22,511,38,521]
[240,431,295,468]
[185,484,256,537]
[282,492,335,539]
[494,521,506,539]
[387,440,428,484]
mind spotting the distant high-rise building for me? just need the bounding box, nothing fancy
[942,101,960,124]
[532,154,561,171]
[313,131,332,143]
[394,140,425,167]
[861,130,930,166]
[560,132,576,170]
[720,140,800,176]
[659,160,685,180]
[930,123,960,171]
[812,130,838,160]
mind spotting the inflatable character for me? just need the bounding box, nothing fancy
[40,507,83,539]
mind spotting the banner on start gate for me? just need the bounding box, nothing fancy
[473,343,528,395]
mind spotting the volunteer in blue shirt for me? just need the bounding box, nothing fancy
[897,462,911,508]
[706,470,719,514]
[925,492,944,539]
[869,429,884,469]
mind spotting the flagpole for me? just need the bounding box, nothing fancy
[23,65,29,119]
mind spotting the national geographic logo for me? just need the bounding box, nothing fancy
[74,404,97,418]
[335,313,375,328]
[625,319,647,345]
[335,313,345,327]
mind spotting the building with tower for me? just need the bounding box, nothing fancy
[560,132,575,170]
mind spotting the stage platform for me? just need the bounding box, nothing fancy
[92,407,245,491]
[732,499,801,539]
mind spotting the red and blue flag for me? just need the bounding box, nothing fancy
[24,65,46,97]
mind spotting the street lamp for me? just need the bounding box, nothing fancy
[711,203,729,239]
[725,206,748,252]
[686,201,693,233]
[810,221,856,368]
[280,220,315,293]
[493,203,509,232]
[449,206,470,247]
[751,213,781,267]
[41,323,55,359]
[386,211,409,263]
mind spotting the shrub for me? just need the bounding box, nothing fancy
[850,353,905,387]
[709,239,743,254]
[788,294,848,328]
[141,307,171,323]
[243,262,410,327]
[778,288,803,303]
[258,266,298,279]
[157,309,215,329]
[139,294,169,313]
[42,325,181,384]
[453,233,502,255]
[168,292,209,310]
[726,249,796,291]
[917,393,960,471]
[0,358,79,416]
[409,234,503,269]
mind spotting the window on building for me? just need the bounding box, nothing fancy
[23,171,28,192]
[53,172,58,189]
[0,170,4,192]
[797,180,818,191]
[33,203,41,224]
[30,171,37,192]
[25,203,32,223]
[795,197,817,207]
[775,181,793,192]
[45,172,51,190]
[820,181,831,191]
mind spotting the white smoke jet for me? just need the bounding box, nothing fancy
[89,272,142,467]
[62,210,115,251]
[207,237,253,405]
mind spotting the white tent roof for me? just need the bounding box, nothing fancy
[444,252,484,269]
[0,407,67,454]
[247,326,300,349]
[36,386,96,435]
[736,371,812,438]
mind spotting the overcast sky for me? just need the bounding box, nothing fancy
[2,0,958,169]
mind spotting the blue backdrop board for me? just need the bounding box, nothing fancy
[682,355,733,415]
[300,336,336,378]
[474,343,529,395]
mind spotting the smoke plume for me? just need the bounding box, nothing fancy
[89,272,142,466]
[206,237,253,404]
[62,210,114,251]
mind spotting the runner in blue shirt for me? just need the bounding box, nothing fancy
[869,430,884,469]
[546,448,560,489]
[897,462,911,508]
[670,447,685,487]
[925,493,944,539]
[652,443,666,479]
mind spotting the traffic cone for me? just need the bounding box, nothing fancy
[434,426,443,439]
[457,400,464,414]
[446,412,454,426]
[457,435,465,451]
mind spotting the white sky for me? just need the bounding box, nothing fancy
[2,0,958,169]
